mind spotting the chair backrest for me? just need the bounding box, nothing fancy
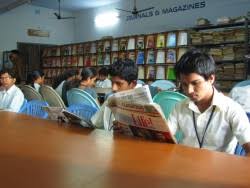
[151,80,176,90]
[233,80,250,88]
[19,85,43,101]
[137,80,145,85]
[153,91,187,119]
[39,85,66,108]
[67,104,98,122]
[19,100,49,119]
[67,88,100,109]
[18,98,28,113]
[234,112,250,156]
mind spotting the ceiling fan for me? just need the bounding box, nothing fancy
[116,0,154,15]
[54,0,75,20]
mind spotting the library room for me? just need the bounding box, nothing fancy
[0,0,250,187]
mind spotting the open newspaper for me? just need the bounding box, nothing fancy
[42,106,94,128]
[107,86,176,143]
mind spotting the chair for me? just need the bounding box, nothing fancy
[19,85,43,101]
[39,85,66,108]
[233,80,250,88]
[67,104,98,122]
[19,100,49,119]
[234,113,250,156]
[153,91,187,119]
[18,99,28,113]
[67,88,100,109]
[151,80,176,90]
[137,80,145,85]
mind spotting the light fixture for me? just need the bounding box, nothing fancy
[95,11,119,28]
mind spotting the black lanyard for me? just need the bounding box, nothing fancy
[192,106,216,148]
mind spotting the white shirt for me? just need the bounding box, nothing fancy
[168,89,250,154]
[34,83,40,92]
[229,85,250,113]
[55,80,65,97]
[95,79,112,88]
[0,85,24,112]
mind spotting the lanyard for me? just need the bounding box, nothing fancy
[192,106,216,148]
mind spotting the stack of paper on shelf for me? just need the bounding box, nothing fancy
[156,50,165,64]
[209,48,223,61]
[234,46,246,60]
[235,29,246,41]
[223,30,235,42]
[156,34,165,48]
[166,49,176,63]
[213,31,224,43]
[156,66,165,79]
[222,47,235,60]
[127,38,135,50]
[166,32,176,47]
[177,31,188,46]
[202,32,213,43]
[190,32,202,44]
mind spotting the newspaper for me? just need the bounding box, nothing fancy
[42,106,94,128]
[107,86,176,143]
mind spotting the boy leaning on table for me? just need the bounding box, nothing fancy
[167,49,250,156]
[0,69,24,112]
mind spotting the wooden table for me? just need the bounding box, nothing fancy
[0,112,250,188]
[93,87,112,104]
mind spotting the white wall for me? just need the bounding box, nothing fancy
[0,4,76,68]
[74,0,250,42]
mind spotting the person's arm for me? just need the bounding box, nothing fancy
[243,142,250,157]
[8,91,24,112]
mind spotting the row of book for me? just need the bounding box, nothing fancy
[209,46,246,61]
[42,48,188,68]
[42,31,188,57]
[138,65,176,80]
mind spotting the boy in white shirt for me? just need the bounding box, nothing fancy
[0,69,24,112]
[95,67,112,88]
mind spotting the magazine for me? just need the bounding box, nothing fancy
[107,86,176,143]
[42,106,94,128]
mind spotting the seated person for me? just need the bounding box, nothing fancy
[167,49,250,155]
[228,84,250,113]
[0,69,24,112]
[95,67,112,88]
[91,58,137,130]
[26,70,45,92]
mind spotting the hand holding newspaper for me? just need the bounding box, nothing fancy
[107,86,176,143]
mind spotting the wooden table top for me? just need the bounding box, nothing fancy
[0,111,250,188]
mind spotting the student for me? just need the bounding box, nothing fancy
[96,67,112,88]
[167,49,250,155]
[91,58,137,130]
[26,70,45,92]
[8,49,24,84]
[0,69,24,112]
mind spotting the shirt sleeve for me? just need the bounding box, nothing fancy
[167,105,179,136]
[8,91,24,112]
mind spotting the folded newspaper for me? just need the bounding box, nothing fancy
[107,86,176,143]
[42,106,94,128]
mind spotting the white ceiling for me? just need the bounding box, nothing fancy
[0,0,122,13]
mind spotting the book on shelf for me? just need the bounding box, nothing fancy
[84,43,91,53]
[97,42,104,53]
[136,51,144,64]
[112,52,118,64]
[146,65,156,79]
[119,52,127,61]
[72,45,77,55]
[56,57,61,67]
[156,34,165,48]
[104,40,111,52]
[146,35,155,48]
[119,38,127,51]
[156,50,165,64]
[84,55,91,66]
[166,49,176,63]
[166,65,176,80]
[77,44,84,54]
[138,66,145,79]
[136,36,144,50]
[78,56,84,66]
[156,66,165,79]
[127,37,135,50]
[112,40,119,51]
[128,51,136,61]
[166,32,176,47]
[107,86,176,143]
[71,56,78,67]
[146,50,155,64]
[90,42,96,53]
[177,48,188,61]
[104,54,111,65]
[177,31,188,46]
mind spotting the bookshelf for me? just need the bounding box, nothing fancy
[189,19,250,91]
[42,30,189,85]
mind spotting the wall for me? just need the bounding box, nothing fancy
[0,4,75,69]
[74,0,250,42]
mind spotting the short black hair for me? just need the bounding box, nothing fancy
[10,49,20,55]
[81,67,97,81]
[0,69,17,79]
[109,58,138,84]
[98,67,109,77]
[175,49,215,80]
